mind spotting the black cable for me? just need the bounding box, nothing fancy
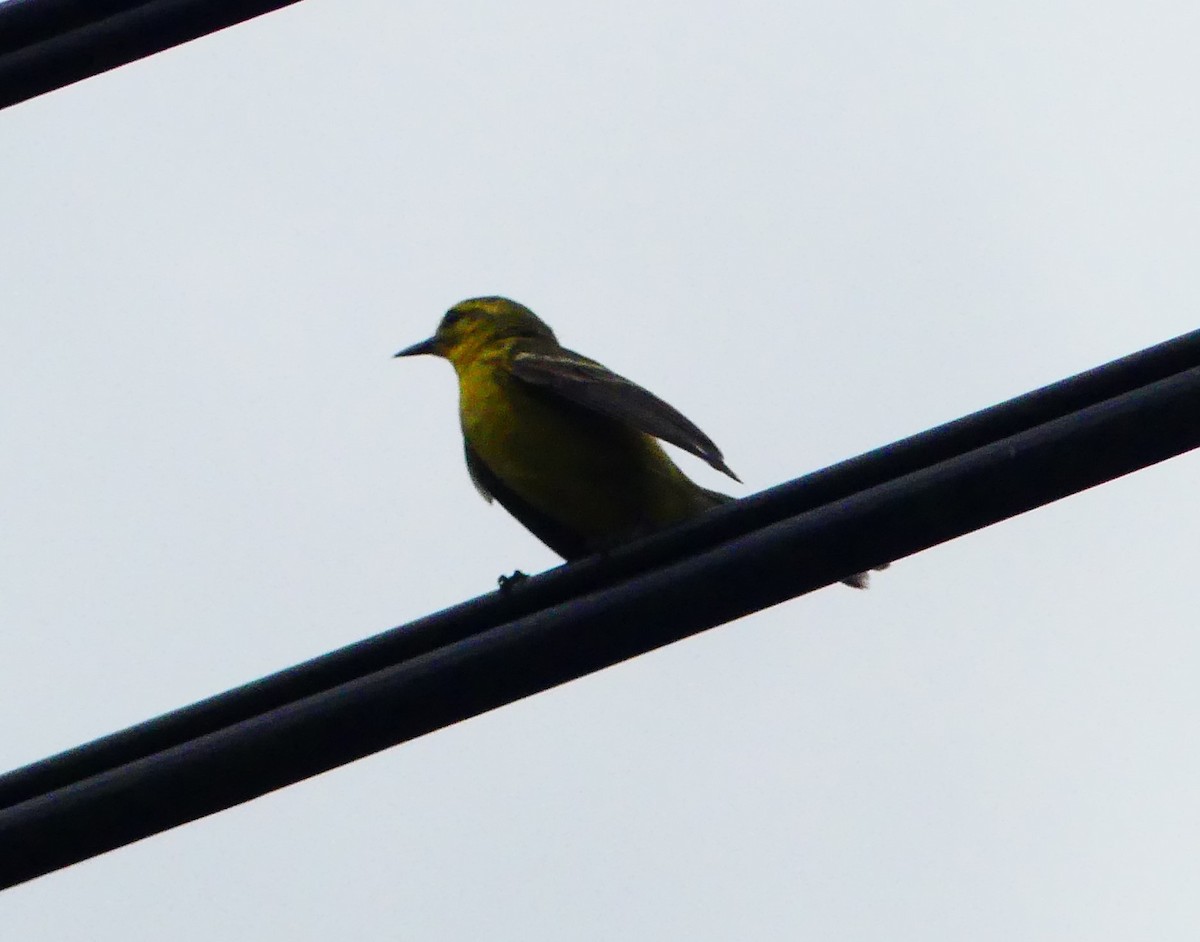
[2,327,1197,817]
[0,0,303,110]
[0,0,140,54]
[1,335,1199,888]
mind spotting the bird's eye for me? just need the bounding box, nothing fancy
[440,309,465,330]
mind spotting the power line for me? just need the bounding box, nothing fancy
[3,326,1199,815]
[1,329,1199,888]
[0,0,303,110]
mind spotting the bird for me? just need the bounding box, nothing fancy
[396,296,876,588]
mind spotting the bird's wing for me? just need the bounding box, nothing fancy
[510,347,740,482]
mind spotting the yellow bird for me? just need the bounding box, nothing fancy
[396,296,874,587]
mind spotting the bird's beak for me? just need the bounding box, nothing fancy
[393,336,440,358]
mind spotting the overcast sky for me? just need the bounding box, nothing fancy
[4,1,1200,939]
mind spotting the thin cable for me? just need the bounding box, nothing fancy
[0,0,302,110]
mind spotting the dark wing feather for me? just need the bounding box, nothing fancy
[510,348,740,482]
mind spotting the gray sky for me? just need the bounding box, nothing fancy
[4,1,1200,938]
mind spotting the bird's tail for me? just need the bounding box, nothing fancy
[840,562,890,590]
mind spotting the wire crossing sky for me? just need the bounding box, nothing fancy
[4,326,1200,888]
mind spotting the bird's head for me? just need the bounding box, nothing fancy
[395,297,557,369]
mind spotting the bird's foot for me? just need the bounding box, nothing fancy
[497,570,529,592]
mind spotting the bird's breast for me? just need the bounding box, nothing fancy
[454,358,712,555]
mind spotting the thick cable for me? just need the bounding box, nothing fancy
[2,328,1199,816]
[1,354,1198,887]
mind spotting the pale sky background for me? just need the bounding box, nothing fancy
[3,1,1200,938]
